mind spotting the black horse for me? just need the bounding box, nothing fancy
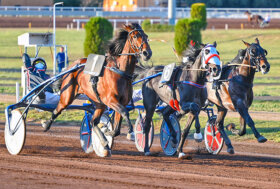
[206,38,270,154]
[141,42,222,158]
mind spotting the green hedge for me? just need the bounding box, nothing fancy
[84,17,113,56]
[174,18,202,55]
[141,19,174,32]
[191,3,207,30]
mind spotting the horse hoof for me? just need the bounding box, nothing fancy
[258,136,267,143]
[227,147,235,154]
[127,132,135,141]
[194,132,203,143]
[226,123,236,131]
[41,120,51,132]
[144,151,151,156]
[103,149,111,157]
[178,152,186,159]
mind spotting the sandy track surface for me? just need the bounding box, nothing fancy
[0,123,279,189]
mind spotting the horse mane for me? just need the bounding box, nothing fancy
[228,49,246,65]
[181,44,202,67]
[108,23,142,56]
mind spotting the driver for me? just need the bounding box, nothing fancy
[22,53,59,104]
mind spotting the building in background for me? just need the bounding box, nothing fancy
[0,0,52,6]
[103,0,168,11]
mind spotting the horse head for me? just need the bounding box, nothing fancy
[123,23,152,61]
[243,38,270,74]
[200,42,222,79]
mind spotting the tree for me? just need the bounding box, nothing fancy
[84,17,113,56]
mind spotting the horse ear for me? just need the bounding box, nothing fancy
[123,24,132,31]
[213,41,217,47]
[199,42,205,48]
[255,38,260,44]
[242,40,251,47]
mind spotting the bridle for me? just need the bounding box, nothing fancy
[118,28,146,57]
[201,45,221,68]
[107,28,148,80]
[247,44,267,72]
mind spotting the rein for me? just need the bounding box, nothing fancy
[180,81,206,88]
[227,63,256,68]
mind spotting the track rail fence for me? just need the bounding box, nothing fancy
[0,6,280,18]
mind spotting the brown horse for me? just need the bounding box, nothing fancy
[206,38,270,154]
[244,11,264,27]
[42,24,152,151]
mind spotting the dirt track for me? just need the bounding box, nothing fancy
[0,122,279,189]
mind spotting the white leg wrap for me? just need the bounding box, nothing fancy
[127,132,135,141]
[178,152,186,159]
[194,132,203,140]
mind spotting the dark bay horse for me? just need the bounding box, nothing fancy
[141,43,222,158]
[206,38,270,154]
[42,23,152,156]
[244,11,264,27]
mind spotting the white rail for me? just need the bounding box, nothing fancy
[0,6,280,18]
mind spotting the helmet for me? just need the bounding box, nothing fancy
[32,57,47,71]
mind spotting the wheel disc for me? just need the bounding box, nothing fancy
[5,109,26,155]
[160,114,181,156]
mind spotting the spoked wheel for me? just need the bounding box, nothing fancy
[80,113,94,153]
[80,113,114,155]
[134,113,154,152]
[5,109,26,155]
[204,115,224,155]
[160,114,181,156]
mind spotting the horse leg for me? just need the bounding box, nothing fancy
[236,101,267,143]
[216,107,234,154]
[42,94,75,132]
[194,112,203,142]
[181,102,203,142]
[162,106,177,146]
[90,104,106,126]
[142,86,158,155]
[42,75,77,132]
[238,116,246,136]
[106,101,134,141]
[109,112,123,138]
[226,116,247,136]
[143,107,155,155]
[177,113,195,159]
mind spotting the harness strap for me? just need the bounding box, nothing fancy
[107,67,133,80]
[181,81,206,88]
[90,77,104,104]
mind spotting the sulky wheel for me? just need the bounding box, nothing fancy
[80,113,94,153]
[134,113,154,152]
[204,115,224,155]
[92,113,114,157]
[5,109,26,155]
[160,114,181,156]
[80,113,114,154]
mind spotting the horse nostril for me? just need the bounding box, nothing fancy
[142,50,148,57]
[262,65,266,69]
[213,67,217,73]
